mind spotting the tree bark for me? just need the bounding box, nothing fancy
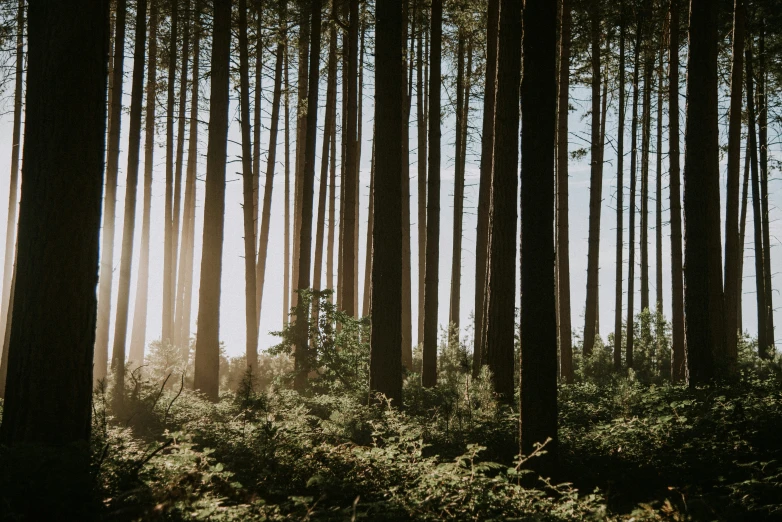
[193,0,231,401]
[482,0,520,401]
[723,0,745,376]
[283,41,292,325]
[362,133,375,317]
[583,0,602,357]
[640,46,653,313]
[239,0,259,372]
[520,0,558,471]
[738,135,750,334]
[94,0,126,383]
[0,1,108,513]
[683,0,723,385]
[422,0,442,388]
[758,28,773,350]
[613,1,625,372]
[162,0,178,344]
[370,0,404,406]
[253,6,263,242]
[400,0,413,367]
[292,3,309,311]
[449,30,467,340]
[293,0,322,391]
[668,0,685,382]
[655,27,664,315]
[416,17,429,349]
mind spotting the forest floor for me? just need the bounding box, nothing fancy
[2,332,782,520]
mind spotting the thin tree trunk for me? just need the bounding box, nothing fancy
[370,0,404,406]
[583,0,602,357]
[94,0,127,383]
[758,28,773,349]
[449,30,466,338]
[129,0,159,367]
[0,0,108,502]
[723,0,745,375]
[738,135,750,334]
[293,0,322,392]
[683,0,723,385]
[283,40,292,324]
[0,0,24,358]
[326,73,336,304]
[640,49,653,313]
[746,47,767,358]
[519,0,558,472]
[255,6,286,330]
[668,0,685,382]
[400,0,413,367]
[162,0,178,343]
[627,13,643,370]
[655,28,664,315]
[174,0,201,352]
[239,0,259,372]
[422,0,442,388]
[253,5,263,242]
[353,9,364,318]
[292,4,309,311]
[613,1,625,372]
[362,133,376,317]
[482,0,520,401]
[417,17,429,349]
[193,0,231,401]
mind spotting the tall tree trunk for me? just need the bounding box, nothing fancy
[239,0,259,372]
[162,0,178,343]
[326,69,336,304]
[668,0,685,382]
[0,262,15,397]
[370,0,404,406]
[400,0,413,368]
[353,10,364,319]
[193,0,231,401]
[174,0,201,352]
[255,2,286,332]
[520,0,558,472]
[0,0,108,513]
[683,0,723,385]
[129,0,159,367]
[283,41,292,325]
[313,5,338,304]
[0,0,24,358]
[363,133,376,317]
[582,0,602,357]
[613,1,625,372]
[253,6,263,242]
[482,0,520,401]
[655,29,664,315]
[746,47,767,358]
[640,48,653,313]
[340,0,359,318]
[626,13,643,370]
[111,0,148,409]
[95,0,126,383]
[738,135,750,334]
[422,0,442,388]
[292,4,309,311]
[758,28,773,350]
[416,18,429,349]
[449,31,466,339]
[293,0,321,391]
[723,0,745,375]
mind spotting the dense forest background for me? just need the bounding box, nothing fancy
[0,0,782,519]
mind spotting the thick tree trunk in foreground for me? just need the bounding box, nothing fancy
[111,0,148,408]
[668,0,685,382]
[683,0,723,385]
[0,0,108,515]
[520,0,558,471]
[239,0,259,372]
[370,0,404,406]
[95,0,126,383]
[723,0,745,376]
[293,0,322,391]
[474,0,499,374]
[193,0,231,401]
[422,0,442,388]
[482,0,520,402]
[582,0,602,357]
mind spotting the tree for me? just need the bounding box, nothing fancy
[111,0,149,406]
[582,0,603,357]
[239,0,259,372]
[473,0,499,375]
[370,0,404,406]
[0,0,108,514]
[129,0,159,367]
[400,0,413,368]
[0,0,24,358]
[283,41,292,325]
[640,33,653,314]
[683,0,723,385]
[723,0,745,376]
[293,0,322,391]
[757,28,774,352]
[613,0,626,372]
[520,0,558,470]
[417,17,429,349]
[655,25,664,321]
[95,0,127,383]
[193,0,231,401]
[422,0,442,388]
[668,0,685,382]
[482,0,520,402]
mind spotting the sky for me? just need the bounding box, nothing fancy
[0,30,779,360]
